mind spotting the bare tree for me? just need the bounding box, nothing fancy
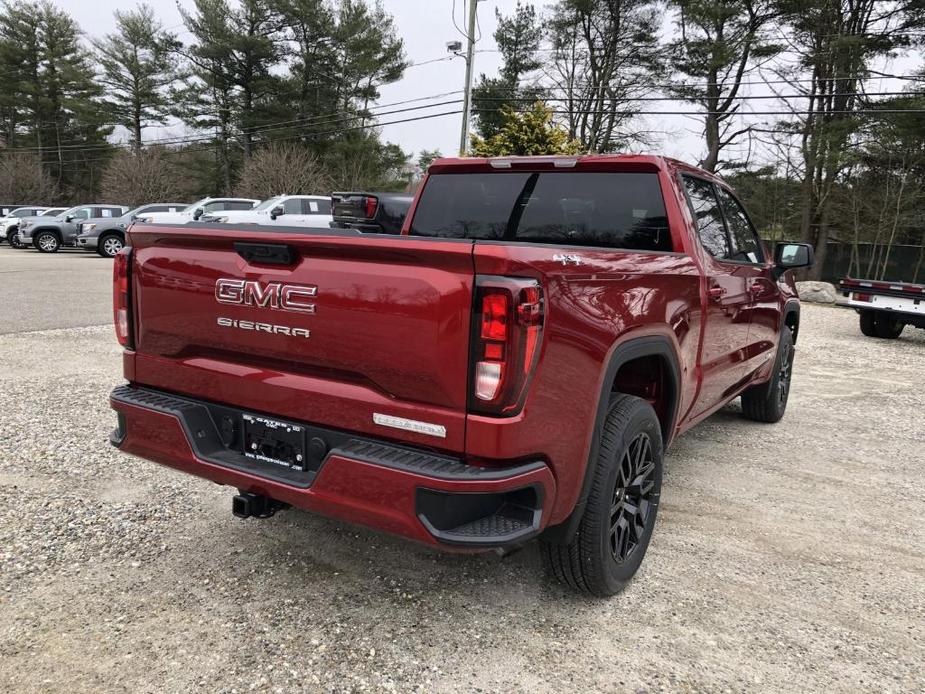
[545,0,664,152]
[102,148,194,206]
[234,141,332,198]
[0,152,57,202]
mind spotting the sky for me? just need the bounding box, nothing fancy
[57,0,923,168]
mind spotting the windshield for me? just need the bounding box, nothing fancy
[57,206,82,219]
[180,199,210,214]
[253,196,285,211]
[41,209,64,216]
[11,208,34,218]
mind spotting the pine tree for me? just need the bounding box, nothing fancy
[93,3,180,152]
[472,2,544,140]
[667,1,780,172]
[470,102,583,157]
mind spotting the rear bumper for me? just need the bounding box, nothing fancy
[109,385,556,550]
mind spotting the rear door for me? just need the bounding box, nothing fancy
[128,226,476,451]
[714,185,781,368]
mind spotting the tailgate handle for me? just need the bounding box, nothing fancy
[234,242,296,266]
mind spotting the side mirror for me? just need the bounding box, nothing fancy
[192,207,204,220]
[774,242,814,277]
[65,215,74,223]
[270,205,284,220]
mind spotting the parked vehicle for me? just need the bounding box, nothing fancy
[0,206,51,245]
[836,277,925,338]
[201,195,333,229]
[6,208,66,248]
[108,154,812,596]
[137,197,259,224]
[331,192,413,233]
[19,204,128,253]
[76,203,188,257]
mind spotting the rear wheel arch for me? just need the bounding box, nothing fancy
[543,335,681,544]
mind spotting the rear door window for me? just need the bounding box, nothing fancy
[226,201,256,211]
[302,199,331,215]
[410,172,672,251]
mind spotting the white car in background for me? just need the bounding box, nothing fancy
[3,207,67,247]
[202,195,333,229]
[1,207,48,245]
[137,197,259,224]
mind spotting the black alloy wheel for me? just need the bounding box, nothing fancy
[610,432,657,564]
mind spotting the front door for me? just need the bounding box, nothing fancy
[681,176,755,417]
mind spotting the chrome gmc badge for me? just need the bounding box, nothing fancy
[215,278,317,314]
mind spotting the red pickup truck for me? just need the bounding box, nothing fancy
[109,155,813,596]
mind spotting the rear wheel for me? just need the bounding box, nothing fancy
[6,228,22,248]
[874,312,904,339]
[97,233,124,258]
[541,394,663,597]
[35,231,60,253]
[859,310,878,337]
[741,327,794,423]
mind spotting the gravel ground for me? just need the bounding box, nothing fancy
[0,260,923,692]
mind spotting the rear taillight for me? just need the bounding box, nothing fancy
[470,277,545,416]
[853,292,872,303]
[364,195,378,219]
[113,247,133,348]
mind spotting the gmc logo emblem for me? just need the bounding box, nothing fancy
[215,278,317,314]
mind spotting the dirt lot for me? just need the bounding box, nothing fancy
[0,246,923,692]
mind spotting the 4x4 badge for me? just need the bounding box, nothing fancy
[553,254,582,266]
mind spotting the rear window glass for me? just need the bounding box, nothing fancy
[410,172,671,251]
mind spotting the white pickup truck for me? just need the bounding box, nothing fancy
[201,195,333,229]
[837,277,925,339]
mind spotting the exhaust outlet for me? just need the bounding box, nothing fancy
[232,492,288,519]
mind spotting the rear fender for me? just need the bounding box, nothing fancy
[542,335,681,544]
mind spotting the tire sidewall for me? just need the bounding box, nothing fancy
[592,401,664,594]
[98,234,124,258]
[35,232,59,253]
[770,327,794,418]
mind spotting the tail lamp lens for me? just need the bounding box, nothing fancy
[365,196,378,219]
[113,247,133,348]
[480,292,508,341]
[470,279,544,415]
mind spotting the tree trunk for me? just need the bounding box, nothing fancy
[878,172,906,280]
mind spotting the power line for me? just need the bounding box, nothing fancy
[2,92,466,154]
[8,84,925,157]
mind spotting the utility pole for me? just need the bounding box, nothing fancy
[458,0,480,156]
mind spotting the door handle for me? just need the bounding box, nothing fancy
[708,286,726,300]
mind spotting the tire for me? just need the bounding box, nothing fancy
[34,231,60,253]
[874,312,904,339]
[541,394,663,597]
[859,310,878,337]
[97,233,124,258]
[741,327,794,423]
[7,228,23,248]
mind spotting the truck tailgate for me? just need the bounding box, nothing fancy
[126,225,474,451]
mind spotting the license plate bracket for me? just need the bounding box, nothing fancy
[242,414,306,470]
